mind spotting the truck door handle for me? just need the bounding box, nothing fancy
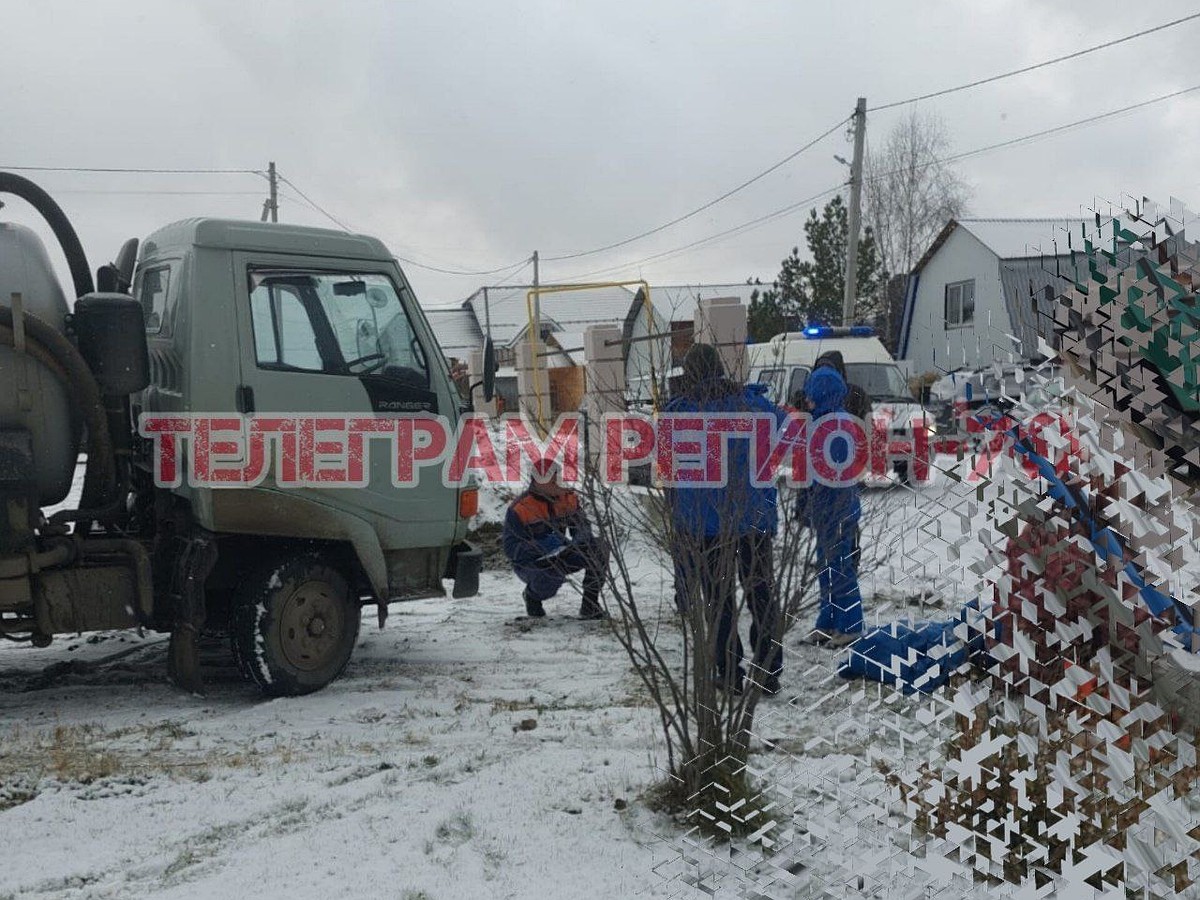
[236,385,255,414]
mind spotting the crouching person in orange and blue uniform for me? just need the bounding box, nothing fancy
[502,460,609,620]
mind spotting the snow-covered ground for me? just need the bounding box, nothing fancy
[3,450,1199,898]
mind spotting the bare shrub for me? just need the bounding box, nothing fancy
[579,468,816,836]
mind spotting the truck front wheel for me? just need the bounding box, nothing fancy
[231,554,361,697]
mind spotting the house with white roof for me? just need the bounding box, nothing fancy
[898,218,1095,377]
[422,281,774,409]
[423,283,674,409]
[649,283,776,366]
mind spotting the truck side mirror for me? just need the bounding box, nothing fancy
[114,238,138,289]
[482,337,496,403]
[73,293,151,396]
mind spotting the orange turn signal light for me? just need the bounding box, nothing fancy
[459,488,479,519]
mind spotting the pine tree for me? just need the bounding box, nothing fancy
[762,196,888,331]
[747,250,808,341]
[795,195,886,325]
[747,286,786,342]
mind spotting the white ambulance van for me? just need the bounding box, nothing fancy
[746,326,931,481]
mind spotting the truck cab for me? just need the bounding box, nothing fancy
[133,219,483,693]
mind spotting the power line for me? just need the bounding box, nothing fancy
[567,82,1200,282]
[868,82,1200,182]
[558,183,846,281]
[488,258,535,287]
[0,164,261,175]
[395,253,534,278]
[543,115,851,262]
[277,173,533,277]
[49,189,264,196]
[276,174,355,231]
[871,11,1200,112]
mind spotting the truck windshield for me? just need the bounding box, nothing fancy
[844,363,913,403]
[249,271,429,385]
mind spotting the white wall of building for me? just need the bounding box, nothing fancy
[904,227,1012,376]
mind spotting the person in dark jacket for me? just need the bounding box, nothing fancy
[502,461,608,619]
[667,343,788,695]
[802,366,865,645]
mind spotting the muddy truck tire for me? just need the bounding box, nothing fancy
[231,554,361,697]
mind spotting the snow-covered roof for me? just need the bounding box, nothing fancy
[463,284,637,347]
[423,307,483,359]
[956,218,1090,260]
[651,283,776,324]
[549,330,587,365]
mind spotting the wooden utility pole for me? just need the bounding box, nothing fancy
[267,161,279,223]
[841,98,866,326]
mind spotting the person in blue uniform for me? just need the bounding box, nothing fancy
[801,366,865,645]
[667,343,787,694]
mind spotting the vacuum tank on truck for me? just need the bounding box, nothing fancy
[0,172,490,696]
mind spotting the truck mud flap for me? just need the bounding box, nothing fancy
[449,541,482,599]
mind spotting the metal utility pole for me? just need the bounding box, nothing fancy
[267,161,279,223]
[841,97,866,326]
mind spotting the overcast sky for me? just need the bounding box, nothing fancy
[5,0,1200,307]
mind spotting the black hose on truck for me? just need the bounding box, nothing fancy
[0,308,117,516]
[0,172,94,299]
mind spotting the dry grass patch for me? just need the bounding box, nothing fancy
[0,721,307,802]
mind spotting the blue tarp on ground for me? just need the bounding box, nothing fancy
[836,600,992,694]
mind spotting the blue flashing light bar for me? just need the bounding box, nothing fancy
[801,325,875,339]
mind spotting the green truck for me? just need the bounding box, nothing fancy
[0,172,491,696]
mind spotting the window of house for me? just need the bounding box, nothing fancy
[944,280,975,328]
